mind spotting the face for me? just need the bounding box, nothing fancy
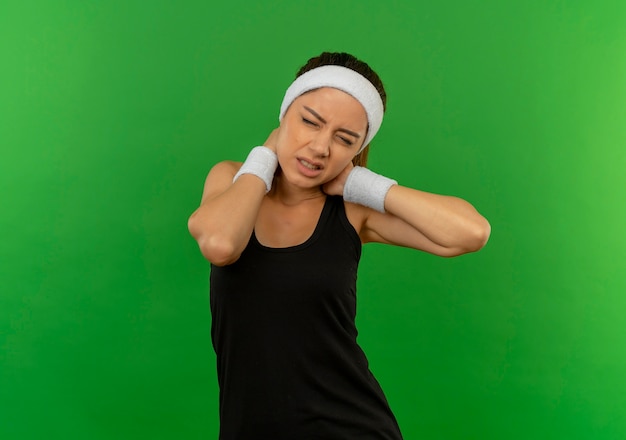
[276,87,368,188]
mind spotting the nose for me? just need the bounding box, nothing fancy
[308,132,331,157]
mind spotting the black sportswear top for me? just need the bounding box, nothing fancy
[210,196,403,440]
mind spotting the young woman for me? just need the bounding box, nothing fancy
[188,52,491,439]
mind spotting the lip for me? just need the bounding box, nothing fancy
[296,157,324,178]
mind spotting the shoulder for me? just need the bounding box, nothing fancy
[208,160,242,178]
[198,160,243,203]
[344,200,404,245]
[203,160,244,185]
[343,200,372,241]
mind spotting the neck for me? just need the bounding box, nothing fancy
[269,172,325,206]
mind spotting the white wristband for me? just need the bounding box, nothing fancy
[233,146,278,193]
[343,166,397,213]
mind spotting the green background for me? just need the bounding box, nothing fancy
[1,0,625,438]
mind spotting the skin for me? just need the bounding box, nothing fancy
[188,87,491,266]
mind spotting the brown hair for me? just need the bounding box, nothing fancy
[295,52,387,167]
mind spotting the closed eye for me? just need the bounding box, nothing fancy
[302,117,318,127]
[338,136,353,146]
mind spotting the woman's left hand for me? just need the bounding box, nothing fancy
[322,162,354,196]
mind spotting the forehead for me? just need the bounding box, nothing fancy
[294,87,367,124]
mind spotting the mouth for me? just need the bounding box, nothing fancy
[298,158,323,171]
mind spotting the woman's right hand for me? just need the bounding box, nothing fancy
[264,127,281,153]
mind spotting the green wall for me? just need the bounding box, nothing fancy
[2,1,625,438]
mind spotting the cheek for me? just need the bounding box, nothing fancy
[275,124,291,154]
[279,123,310,151]
[279,119,295,142]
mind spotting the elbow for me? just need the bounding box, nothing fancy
[476,219,491,249]
[188,215,241,266]
[203,239,241,266]
[443,218,491,258]
[464,218,492,254]
[196,235,241,266]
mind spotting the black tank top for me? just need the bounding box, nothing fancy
[210,196,403,440]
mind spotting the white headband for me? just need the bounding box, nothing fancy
[279,65,384,153]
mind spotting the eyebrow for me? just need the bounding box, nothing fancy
[303,106,362,138]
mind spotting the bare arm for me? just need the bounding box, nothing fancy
[188,131,279,265]
[187,162,266,265]
[361,185,491,257]
[325,164,491,257]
